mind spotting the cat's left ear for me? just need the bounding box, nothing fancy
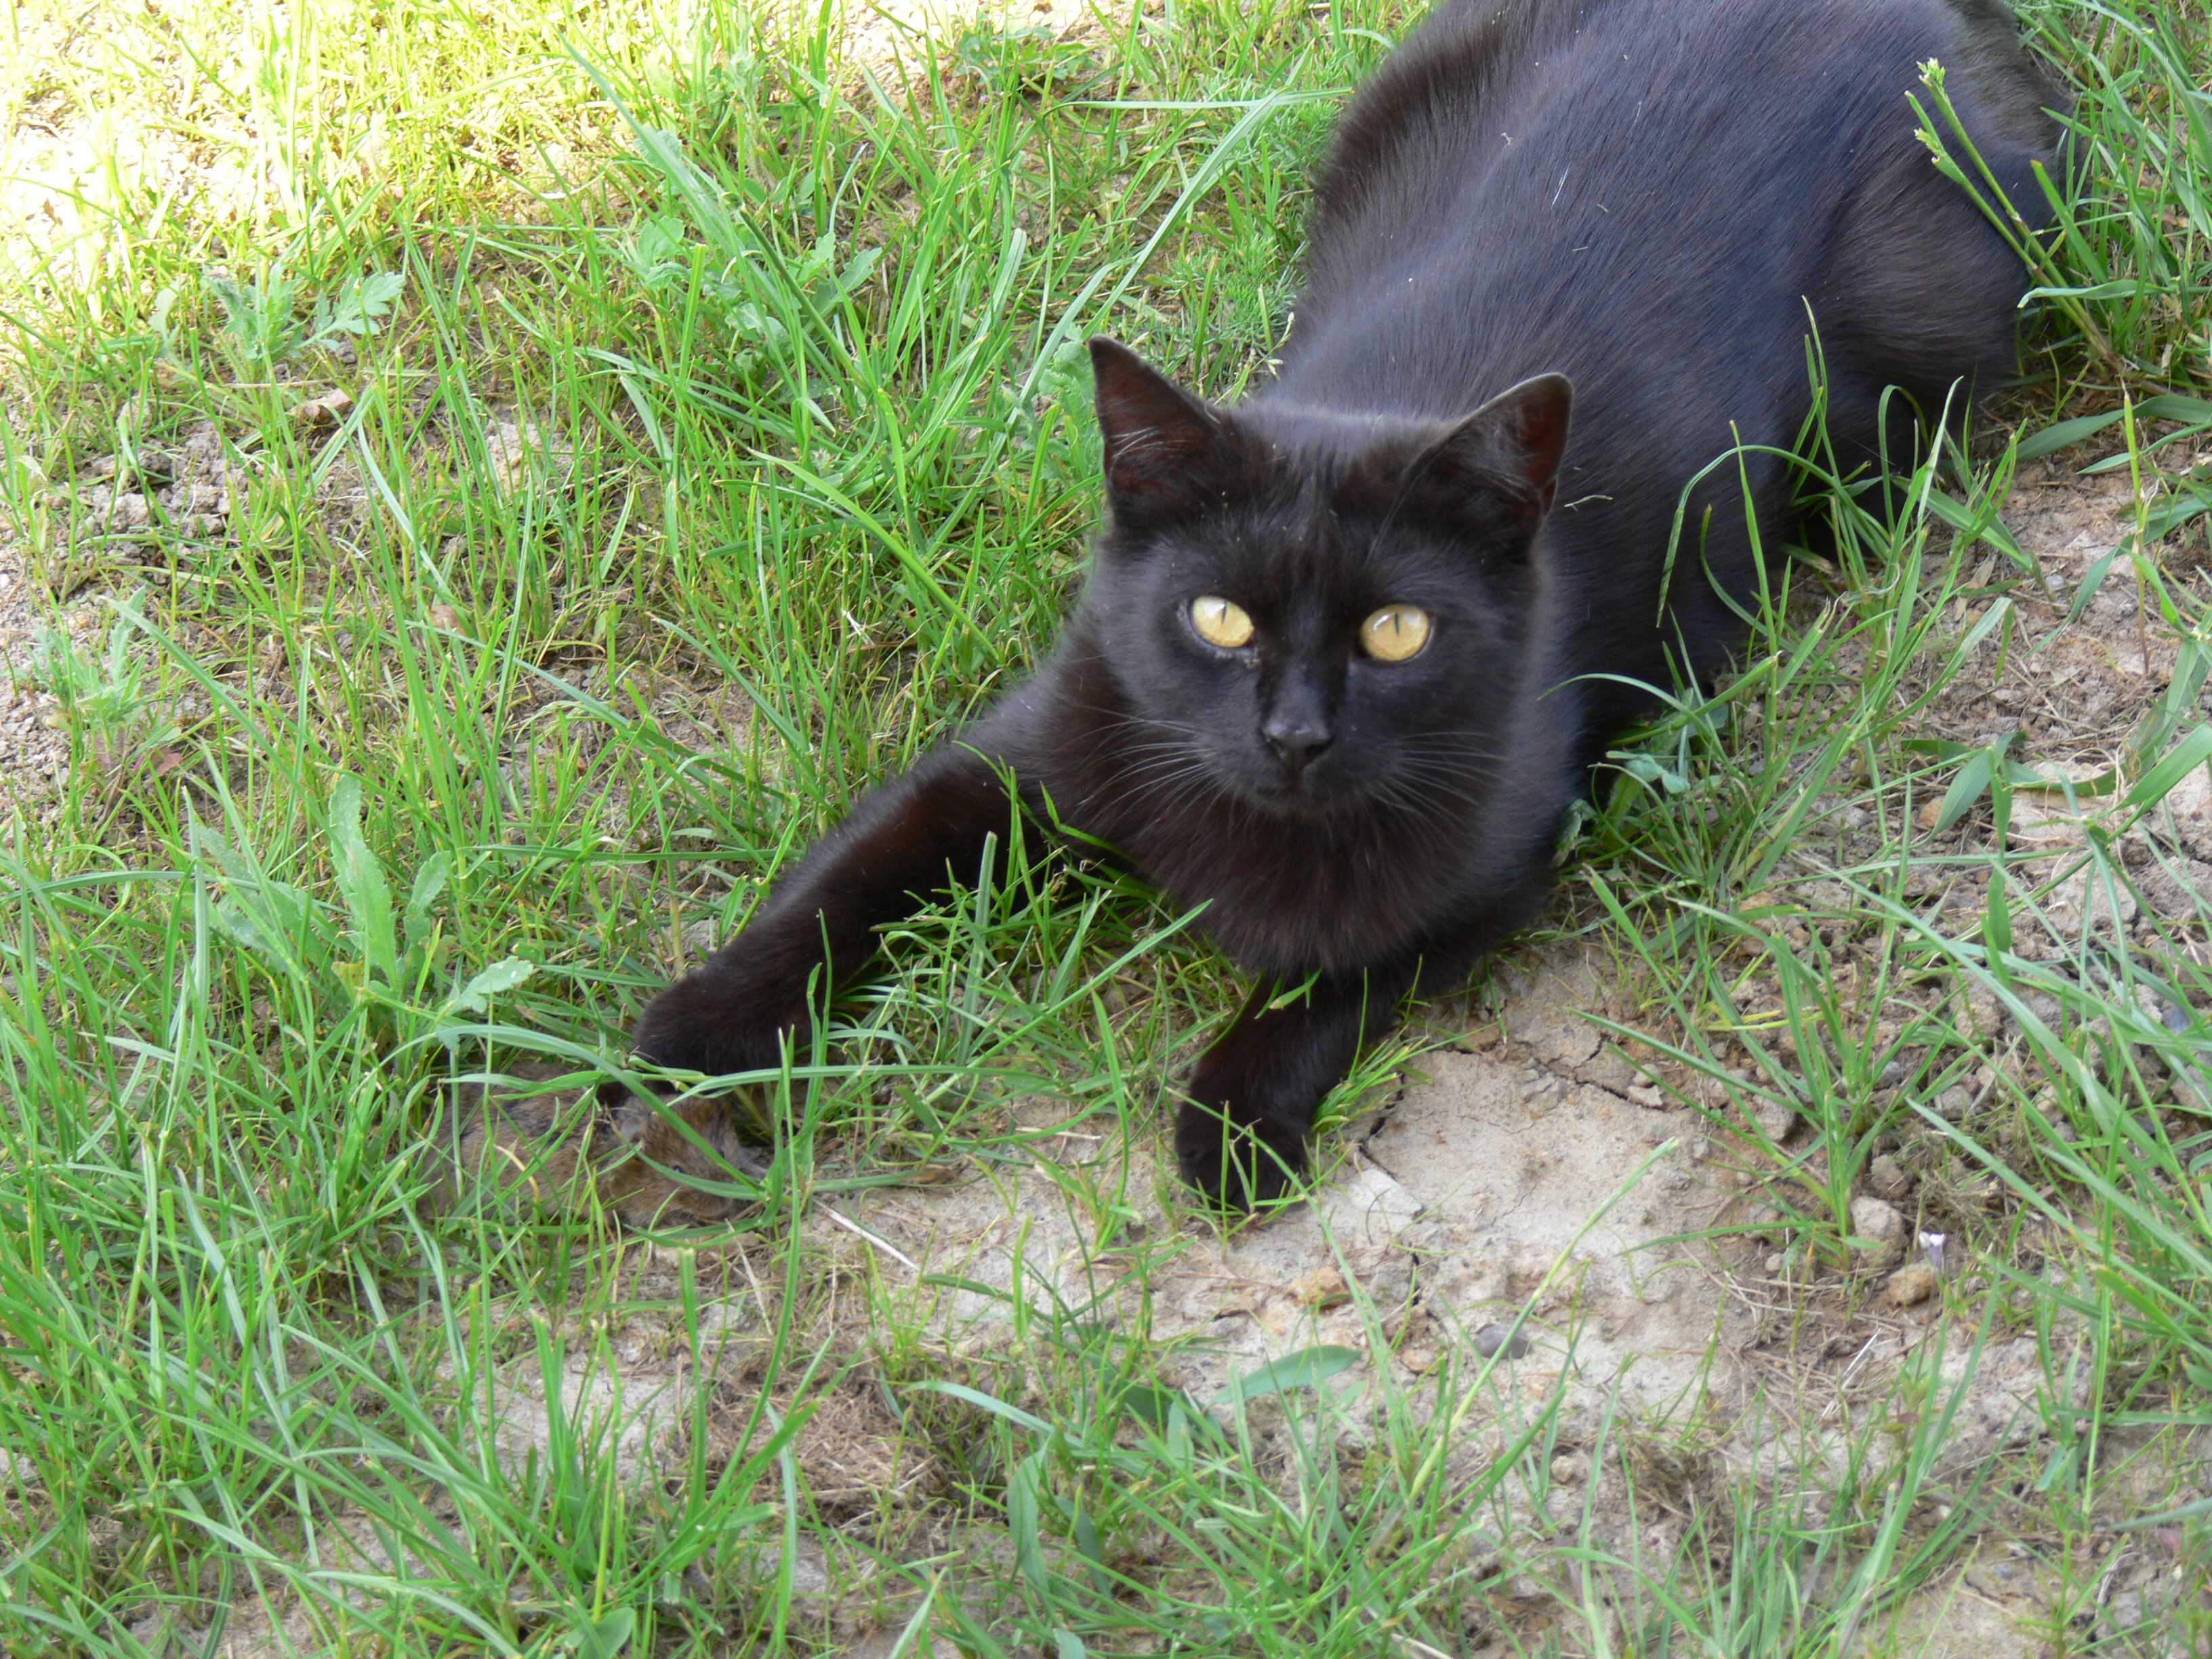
[1415,373,1575,525]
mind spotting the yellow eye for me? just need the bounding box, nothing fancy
[1190,594,1255,649]
[1359,605,1432,661]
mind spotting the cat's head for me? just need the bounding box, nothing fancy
[1078,336,1572,821]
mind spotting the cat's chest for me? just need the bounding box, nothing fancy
[1121,800,1452,972]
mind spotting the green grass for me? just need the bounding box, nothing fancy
[3,0,2211,1652]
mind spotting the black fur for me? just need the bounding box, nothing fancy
[624,0,2064,1209]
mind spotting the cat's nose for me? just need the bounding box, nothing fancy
[1262,711,1334,772]
[1263,672,1334,772]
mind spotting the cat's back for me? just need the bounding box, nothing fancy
[1305,0,2055,262]
[1282,0,2060,418]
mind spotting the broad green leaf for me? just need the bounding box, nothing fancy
[407,851,451,940]
[568,1607,635,1659]
[317,270,405,337]
[450,957,535,1014]
[192,821,319,974]
[328,775,398,985]
[2015,407,2127,460]
[1116,1385,1195,1431]
[1214,1344,1361,1406]
[2015,395,2212,465]
[2146,485,2211,543]
[2129,394,2212,424]
[1934,746,1996,833]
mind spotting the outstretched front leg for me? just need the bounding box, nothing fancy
[1175,961,1420,1209]
[626,742,1023,1086]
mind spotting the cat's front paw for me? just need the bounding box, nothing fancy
[594,951,804,1192]
[1174,1095,1309,1210]
[625,956,804,1084]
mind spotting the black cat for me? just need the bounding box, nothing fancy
[621,0,2063,1209]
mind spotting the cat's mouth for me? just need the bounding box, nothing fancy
[1243,760,1357,817]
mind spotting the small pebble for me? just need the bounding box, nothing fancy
[1885,1262,1939,1307]
[1472,1322,1530,1360]
[1850,1195,1906,1269]
[1290,1267,1351,1309]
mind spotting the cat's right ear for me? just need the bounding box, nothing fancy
[1089,336,1234,520]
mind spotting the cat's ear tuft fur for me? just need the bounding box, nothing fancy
[1415,372,1575,526]
[1090,336,1233,518]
